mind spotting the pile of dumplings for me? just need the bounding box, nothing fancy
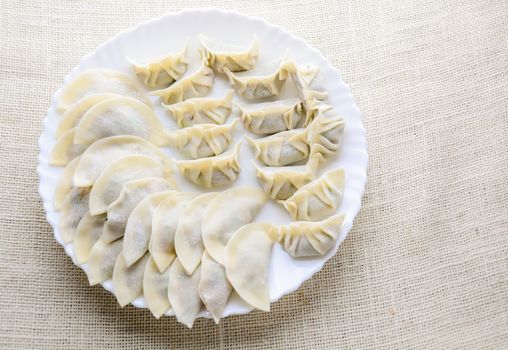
[50,35,347,328]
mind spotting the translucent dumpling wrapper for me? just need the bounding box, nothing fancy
[50,128,86,166]
[112,252,149,307]
[224,222,276,312]
[59,187,91,243]
[167,120,238,159]
[56,93,120,138]
[74,212,106,264]
[176,141,242,188]
[163,90,234,128]
[200,35,259,73]
[281,168,345,221]
[149,192,198,272]
[198,251,232,323]
[101,177,173,243]
[174,192,217,275]
[54,156,81,210]
[73,135,172,187]
[202,186,267,265]
[306,101,346,160]
[130,41,188,89]
[122,190,175,266]
[277,214,345,257]
[86,238,123,286]
[167,258,202,328]
[88,155,174,215]
[236,98,303,135]
[253,157,319,200]
[73,96,170,147]
[246,129,309,167]
[56,69,151,112]
[143,256,171,318]
[151,57,214,104]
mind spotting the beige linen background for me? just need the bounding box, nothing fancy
[0,0,507,349]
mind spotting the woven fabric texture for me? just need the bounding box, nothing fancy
[0,1,507,349]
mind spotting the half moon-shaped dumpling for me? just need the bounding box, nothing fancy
[149,192,198,272]
[56,69,150,112]
[175,192,217,275]
[306,101,346,159]
[112,252,149,307]
[143,256,171,318]
[56,93,120,138]
[236,98,303,135]
[224,222,276,311]
[130,42,188,89]
[253,158,318,200]
[246,129,309,166]
[277,214,345,257]
[200,35,259,73]
[54,156,81,210]
[167,120,238,159]
[223,59,293,100]
[167,258,202,328]
[101,177,173,243]
[88,155,174,215]
[73,135,171,187]
[74,96,169,147]
[198,251,232,323]
[176,141,242,188]
[281,168,345,221]
[86,237,123,285]
[151,57,214,104]
[163,90,234,128]
[50,128,86,166]
[122,190,175,266]
[202,186,267,265]
[74,212,106,264]
[59,187,91,243]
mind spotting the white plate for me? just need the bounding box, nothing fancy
[37,8,368,319]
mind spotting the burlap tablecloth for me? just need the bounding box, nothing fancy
[0,1,507,349]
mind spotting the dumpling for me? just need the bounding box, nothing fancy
[143,256,171,318]
[224,222,276,311]
[130,42,188,88]
[167,120,238,159]
[151,57,214,104]
[163,90,234,128]
[281,168,345,221]
[174,193,217,275]
[200,35,259,73]
[223,59,293,99]
[54,156,81,210]
[50,128,86,166]
[88,155,174,215]
[167,258,202,328]
[59,187,91,243]
[176,141,242,188]
[112,252,149,307]
[122,190,175,266]
[253,158,319,200]
[149,192,198,272]
[56,69,150,112]
[56,93,119,138]
[277,214,345,257]
[306,101,346,159]
[198,252,232,323]
[86,237,123,285]
[246,129,309,166]
[73,135,171,187]
[101,177,173,243]
[236,98,303,135]
[74,212,106,264]
[73,96,169,147]
[202,187,267,265]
